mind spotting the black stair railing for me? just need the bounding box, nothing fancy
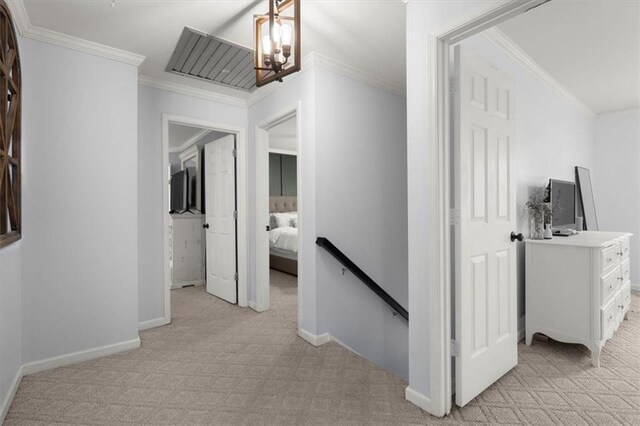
[316,237,408,321]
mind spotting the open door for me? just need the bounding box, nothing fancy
[453,46,518,406]
[204,134,237,304]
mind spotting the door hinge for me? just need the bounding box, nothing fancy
[234,272,239,282]
[232,148,237,158]
[233,210,238,220]
[449,208,460,226]
[449,77,457,94]
[450,339,460,357]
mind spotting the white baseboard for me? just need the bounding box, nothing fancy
[171,280,204,289]
[631,283,640,292]
[327,334,364,358]
[139,316,170,331]
[0,366,23,424]
[21,338,141,376]
[406,386,442,416]
[298,328,331,346]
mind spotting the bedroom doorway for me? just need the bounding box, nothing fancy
[255,105,301,317]
[160,114,249,328]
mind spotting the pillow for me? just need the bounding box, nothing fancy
[291,216,298,228]
[273,213,291,229]
[269,213,278,230]
[282,212,298,227]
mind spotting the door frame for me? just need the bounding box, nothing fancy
[254,103,301,316]
[161,113,248,325]
[409,0,549,417]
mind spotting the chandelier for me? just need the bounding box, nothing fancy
[254,0,300,87]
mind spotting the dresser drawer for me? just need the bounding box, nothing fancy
[620,238,630,260]
[621,259,630,284]
[601,266,621,304]
[600,293,621,339]
[601,243,620,274]
[622,282,631,312]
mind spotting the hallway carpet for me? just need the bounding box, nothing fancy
[5,271,640,425]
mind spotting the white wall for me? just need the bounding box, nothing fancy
[406,0,485,398]
[460,32,596,334]
[20,37,140,363]
[268,116,297,153]
[138,85,246,323]
[594,108,640,284]
[0,243,21,421]
[250,62,409,377]
[248,69,318,333]
[406,1,596,398]
[314,68,409,379]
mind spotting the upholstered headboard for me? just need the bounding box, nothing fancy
[270,196,297,213]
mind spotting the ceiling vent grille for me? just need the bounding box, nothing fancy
[166,27,257,92]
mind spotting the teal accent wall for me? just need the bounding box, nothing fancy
[269,153,297,196]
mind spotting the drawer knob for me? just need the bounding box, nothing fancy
[617,252,623,256]
[618,277,624,281]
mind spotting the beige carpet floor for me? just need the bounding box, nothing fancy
[5,271,640,425]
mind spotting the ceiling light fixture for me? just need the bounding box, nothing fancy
[254,0,300,87]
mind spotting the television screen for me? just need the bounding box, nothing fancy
[550,179,576,230]
[170,170,188,213]
[187,167,197,210]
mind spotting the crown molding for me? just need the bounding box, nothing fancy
[247,52,406,107]
[139,75,248,108]
[483,28,596,119]
[169,128,210,154]
[245,53,315,107]
[8,0,145,66]
[310,52,406,98]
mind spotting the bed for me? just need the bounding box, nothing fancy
[269,196,298,276]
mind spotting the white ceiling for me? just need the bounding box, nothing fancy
[269,115,297,152]
[269,116,296,139]
[20,1,638,113]
[169,123,231,151]
[168,123,208,149]
[498,0,640,114]
[22,0,407,99]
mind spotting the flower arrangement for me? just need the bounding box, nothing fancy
[525,185,552,224]
[525,185,551,239]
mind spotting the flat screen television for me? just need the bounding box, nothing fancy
[549,179,576,231]
[170,170,188,213]
[186,167,197,210]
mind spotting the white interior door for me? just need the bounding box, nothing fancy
[453,46,517,406]
[205,134,237,304]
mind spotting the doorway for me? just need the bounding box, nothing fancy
[254,105,302,320]
[161,114,248,325]
[403,0,553,417]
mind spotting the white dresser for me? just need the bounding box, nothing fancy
[169,214,206,288]
[525,231,632,366]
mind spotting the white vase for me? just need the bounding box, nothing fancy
[544,224,553,239]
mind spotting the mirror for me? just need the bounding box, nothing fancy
[576,166,598,231]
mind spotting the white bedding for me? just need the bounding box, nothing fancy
[269,226,298,253]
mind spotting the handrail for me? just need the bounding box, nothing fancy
[315,237,408,321]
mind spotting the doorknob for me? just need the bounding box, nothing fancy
[510,232,523,242]
[203,223,209,229]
